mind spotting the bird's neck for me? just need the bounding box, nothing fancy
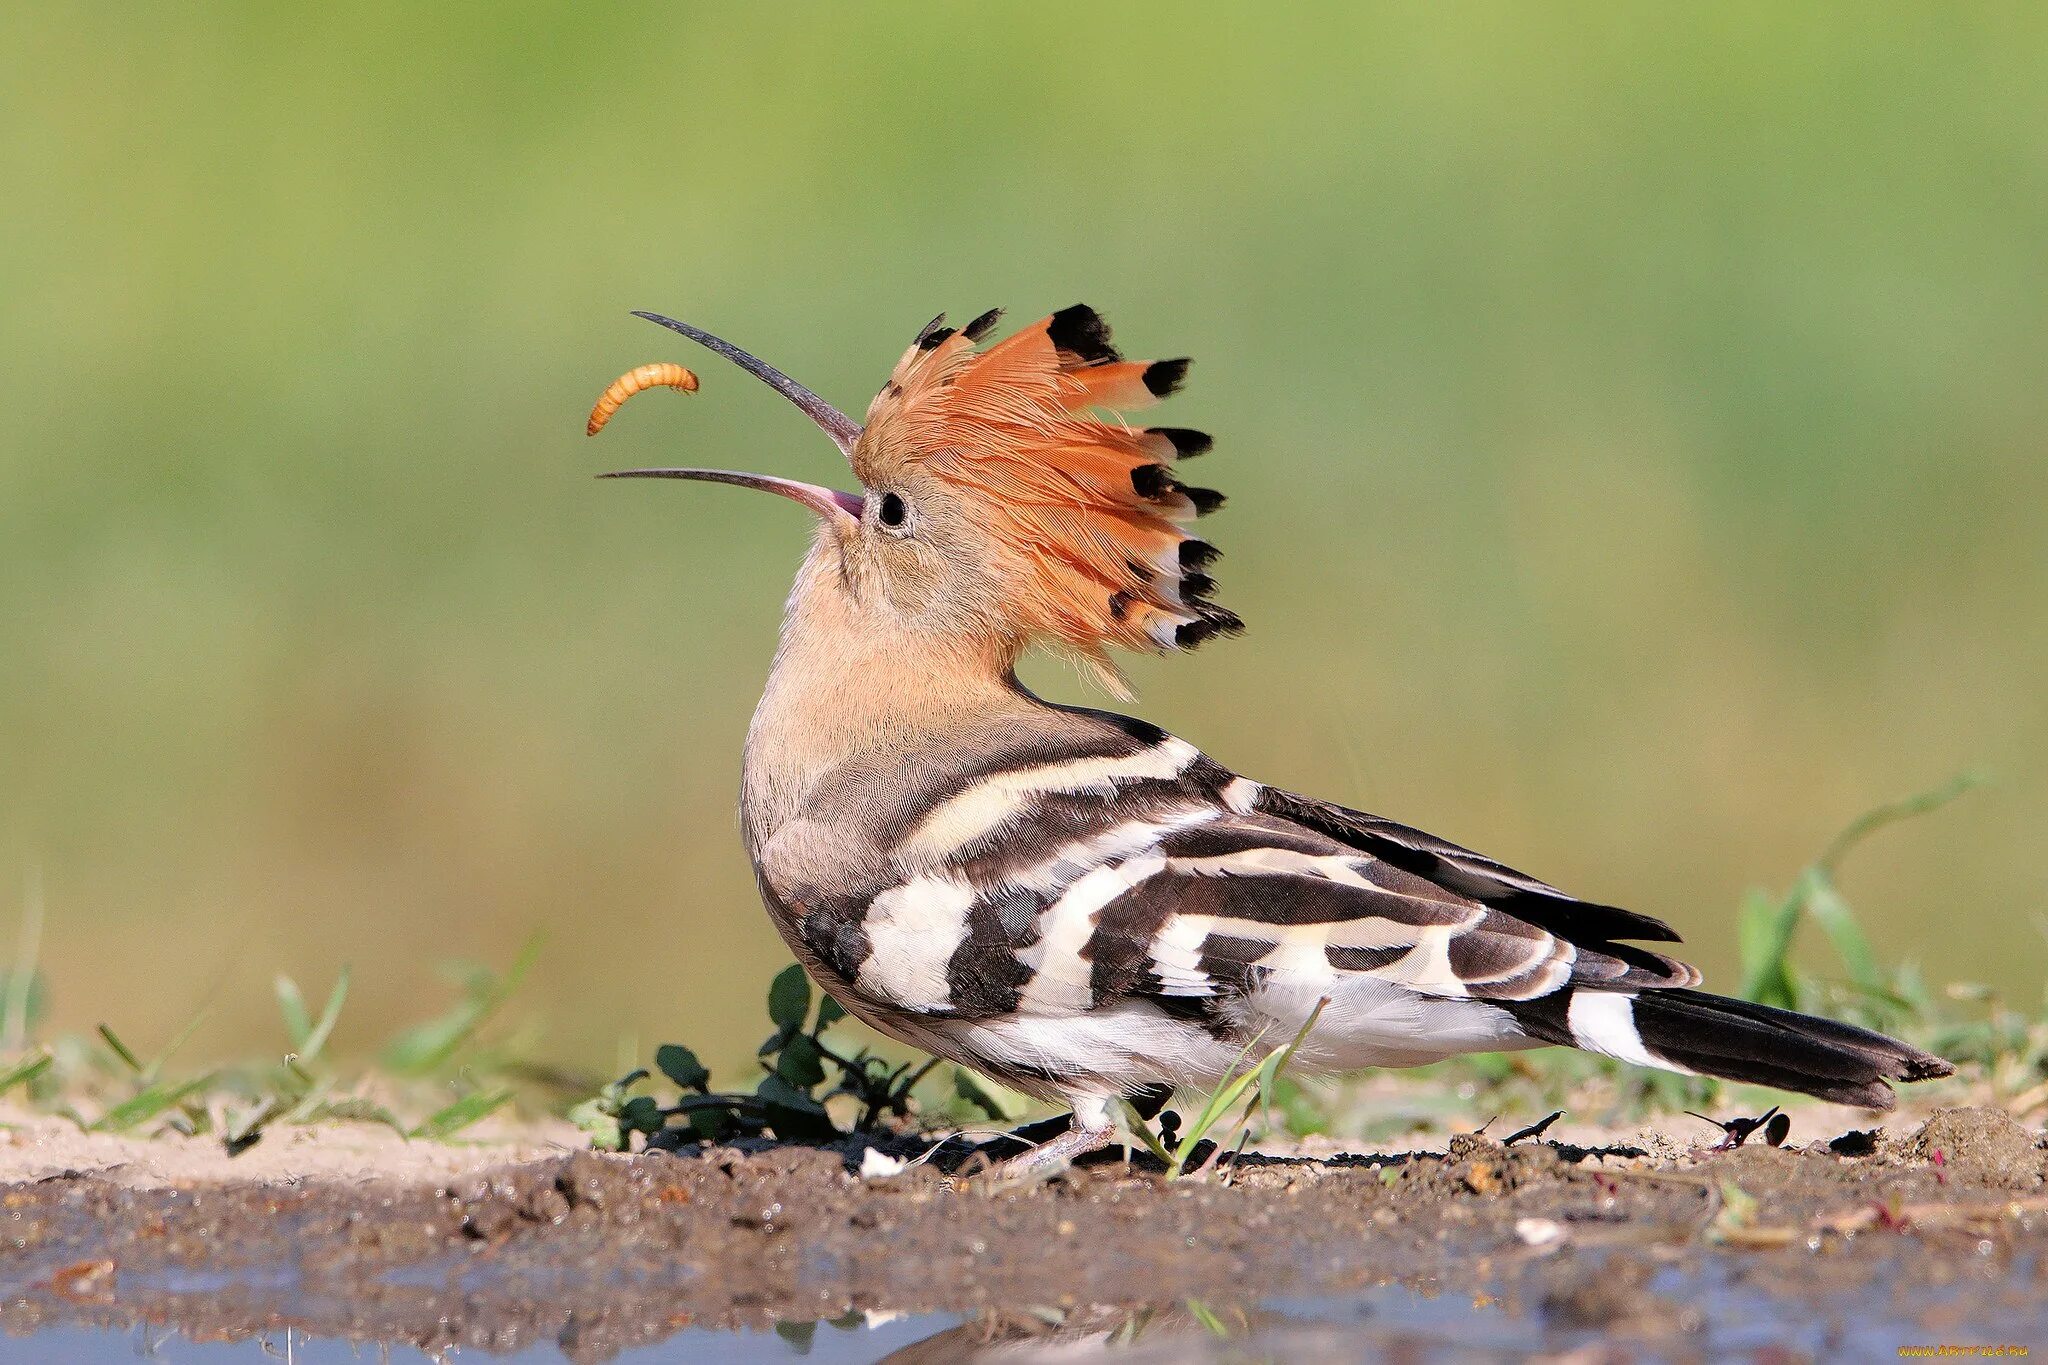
[741,536,1025,851]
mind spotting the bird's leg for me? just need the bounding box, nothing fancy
[985,1095,1116,1181]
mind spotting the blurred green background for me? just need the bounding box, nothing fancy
[3,4,2042,1076]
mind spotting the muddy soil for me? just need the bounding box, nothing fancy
[0,1106,2042,1361]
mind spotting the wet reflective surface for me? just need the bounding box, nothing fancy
[9,1250,2046,1363]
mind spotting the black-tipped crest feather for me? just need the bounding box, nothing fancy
[1046,304,1120,364]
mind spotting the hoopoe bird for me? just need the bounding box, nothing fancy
[596,305,1952,1173]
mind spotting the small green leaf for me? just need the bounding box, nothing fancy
[814,994,846,1030]
[617,1094,664,1137]
[776,1034,827,1089]
[568,1097,624,1150]
[756,1073,836,1141]
[655,1044,711,1092]
[773,1321,817,1352]
[687,1104,737,1142]
[767,965,812,1033]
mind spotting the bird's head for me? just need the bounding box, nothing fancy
[601,306,1239,693]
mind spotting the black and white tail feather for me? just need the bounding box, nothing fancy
[781,712,1952,1124]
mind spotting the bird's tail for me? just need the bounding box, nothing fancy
[1509,987,1954,1110]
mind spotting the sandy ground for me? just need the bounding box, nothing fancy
[0,1103,587,1189]
[0,1089,1986,1189]
[0,1101,2040,1360]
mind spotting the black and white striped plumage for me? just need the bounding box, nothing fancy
[752,708,1949,1136]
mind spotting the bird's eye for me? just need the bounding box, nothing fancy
[877,492,908,530]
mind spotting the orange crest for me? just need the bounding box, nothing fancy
[853,306,1239,668]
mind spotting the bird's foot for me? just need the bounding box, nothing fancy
[982,1119,1116,1182]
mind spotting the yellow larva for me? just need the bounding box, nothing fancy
[587,362,699,436]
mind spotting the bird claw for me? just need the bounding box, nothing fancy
[1686,1106,1790,1151]
[980,1122,1116,1183]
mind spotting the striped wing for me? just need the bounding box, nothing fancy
[1010,807,1698,1024]
[1254,787,1685,947]
[785,720,1697,1028]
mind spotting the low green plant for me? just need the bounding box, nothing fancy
[1738,773,1982,1023]
[1727,773,2047,1108]
[221,938,542,1151]
[1124,998,1327,1178]
[570,965,993,1151]
[0,929,549,1153]
[380,934,544,1077]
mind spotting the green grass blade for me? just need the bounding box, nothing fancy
[381,1002,483,1076]
[1737,775,1977,1009]
[1803,876,1882,991]
[1177,1065,1264,1168]
[144,1007,214,1083]
[1737,888,1800,1007]
[383,934,540,1075]
[1121,1098,1179,1168]
[409,1088,513,1140]
[94,1075,213,1132]
[1222,997,1329,1160]
[1817,772,1982,878]
[297,966,350,1063]
[1171,1029,1273,1164]
[96,1024,144,1074]
[0,1051,53,1096]
[274,975,312,1049]
[3,875,45,1054]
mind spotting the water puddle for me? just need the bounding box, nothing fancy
[9,1252,2043,1363]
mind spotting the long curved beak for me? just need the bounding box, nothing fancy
[630,311,862,458]
[598,313,866,521]
[597,467,863,523]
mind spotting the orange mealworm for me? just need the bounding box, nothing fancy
[586,362,700,436]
